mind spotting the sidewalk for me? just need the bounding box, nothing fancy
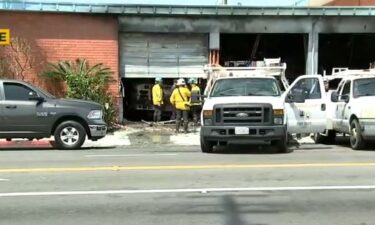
[0,123,314,149]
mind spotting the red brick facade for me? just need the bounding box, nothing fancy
[0,12,119,100]
[325,0,375,5]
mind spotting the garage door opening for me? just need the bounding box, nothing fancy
[319,34,375,75]
[220,34,307,80]
[120,33,208,121]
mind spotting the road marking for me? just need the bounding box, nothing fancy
[0,178,9,181]
[1,162,375,173]
[1,185,375,197]
[84,153,178,158]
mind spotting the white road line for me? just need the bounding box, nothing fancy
[0,178,9,181]
[1,185,375,197]
[84,153,178,158]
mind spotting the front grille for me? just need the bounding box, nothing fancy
[214,104,272,125]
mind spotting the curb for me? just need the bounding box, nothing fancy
[0,134,315,149]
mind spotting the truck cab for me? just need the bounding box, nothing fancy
[200,59,327,153]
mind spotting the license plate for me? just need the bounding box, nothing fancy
[235,127,249,135]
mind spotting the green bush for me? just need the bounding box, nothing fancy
[41,59,117,128]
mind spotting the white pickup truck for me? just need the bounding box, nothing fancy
[200,59,328,153]
[314,68,375,150]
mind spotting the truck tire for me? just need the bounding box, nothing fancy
[276,132,293,153]
[200,136,214,153]
[326,130,336,144]
[54,120,86,150]
[276,138,293,154]
[313,133,325,144]
[350,119,365,150]
[313,130,336,144]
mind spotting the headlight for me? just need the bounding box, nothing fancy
[273,117,283,125]
[87,110,103,120]
[203,110,213,126]
[203,110,213,118]
[273,109,284,125]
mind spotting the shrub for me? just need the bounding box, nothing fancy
[41,59,117,128]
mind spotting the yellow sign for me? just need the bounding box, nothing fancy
[0,29,10,45]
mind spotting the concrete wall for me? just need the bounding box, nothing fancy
[0,12,119,102]
[119,15,375,75]
[119,16,375,34]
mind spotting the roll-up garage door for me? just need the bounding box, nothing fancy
[120,33,208,78]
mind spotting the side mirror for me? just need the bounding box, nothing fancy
[341,94,350,103]
[331,91,339,102]
[286,92,305,103]
[29,92,44,103]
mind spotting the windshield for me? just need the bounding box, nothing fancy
[353,78,375,98]
[210,78,281,97]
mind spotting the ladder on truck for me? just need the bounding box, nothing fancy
[323,67,375,81]
[203,58,289,95]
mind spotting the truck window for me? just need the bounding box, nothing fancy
[328,78,342,90]
[3,83,36,101]
[290,78,321,99]
[210,78,281,97]
[340,81,351,101]
[353,78,375,98]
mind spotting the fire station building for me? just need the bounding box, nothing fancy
[2,1,375,121]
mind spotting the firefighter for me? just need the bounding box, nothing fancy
[188,78,202,129]
[170,78,191,133]
[170,79,178,120]
[152,77,163,123]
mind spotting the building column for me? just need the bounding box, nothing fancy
[209,32,220,64]
[306,27,319,75]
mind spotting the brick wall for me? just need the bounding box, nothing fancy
[0,11,119,103]
[325,0,375,5]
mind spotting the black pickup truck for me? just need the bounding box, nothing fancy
[0,79,107,149]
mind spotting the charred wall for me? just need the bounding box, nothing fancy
[319,34,375,74]
[220,34,307,80]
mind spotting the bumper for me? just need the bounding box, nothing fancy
[89,124,107,140]
[360,119,375,139]
[201,125,286,145]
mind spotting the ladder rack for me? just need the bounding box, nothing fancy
[203,58,289,95]
[323,67,375,81]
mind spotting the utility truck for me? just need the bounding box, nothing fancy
[200,58,327,153]
[314,68,375,149]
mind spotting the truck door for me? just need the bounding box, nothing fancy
[0,82,46,134]
[331,80,345,130]
[284,75,327,134]
[336,80,351,133]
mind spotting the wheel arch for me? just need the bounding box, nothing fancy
[51,116,91,139]
[349,114,359,125]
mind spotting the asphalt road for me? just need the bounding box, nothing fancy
[1,139,375,225]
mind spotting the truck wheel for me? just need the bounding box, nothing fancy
[350,119,365,150]
[200,136,214,153]
[276,138,293,154]
[313,131,336,144]
[313,133,325,144]
[54,121,86,150]
[276,133,293,153]
[326,130,336,144]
